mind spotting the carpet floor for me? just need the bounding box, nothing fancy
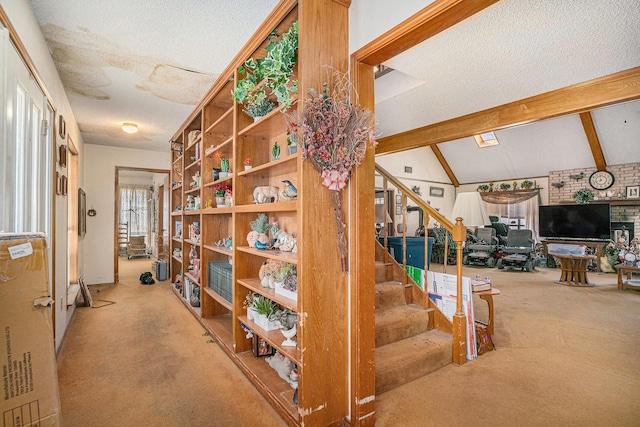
[57,259,640,426]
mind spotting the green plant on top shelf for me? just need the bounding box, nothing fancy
[232,22,299,118]
[271,140,280,160]
[521,180,534,189]
[477,184,490,192]
[499,183,511,191]
[274,262,297,283]
[220,158,230,173]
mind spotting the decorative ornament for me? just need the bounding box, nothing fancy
[285,67,376,272]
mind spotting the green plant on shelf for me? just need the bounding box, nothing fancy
[220,158,230,173]
[271,140,280,160]
[232,21,299,118]
[573,187,594,205]
[250,213,271,234]
[254,295,277,317]
[274,262,297,283]
[521,180,534,189]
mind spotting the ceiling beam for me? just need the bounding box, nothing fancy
[430,145,460,187]
[352,0,499,66]
[376,67,640,155]
[579,112,607,171]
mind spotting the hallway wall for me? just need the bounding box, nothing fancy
[83,144,169,284]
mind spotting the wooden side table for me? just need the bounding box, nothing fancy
[616,265,640,290]
[553,254,596,287]
[473,288,500,335]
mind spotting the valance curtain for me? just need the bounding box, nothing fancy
[119,184,150,238]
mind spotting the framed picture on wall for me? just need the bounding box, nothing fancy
[58,144,67,168]
[429,186,445,197]
[626,185,639,199]
[58,115,66,139]
[395,194,402,205]
[55,172,62,195]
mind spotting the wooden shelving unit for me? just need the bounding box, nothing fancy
[168,1,352,425]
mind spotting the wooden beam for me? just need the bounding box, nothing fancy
[376,67,640,155]
[430,145,460,187]
[579,112,607,171]
[352,0,499,66]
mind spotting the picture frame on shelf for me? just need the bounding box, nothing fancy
[626,185,639,199]
[252,334,275,358]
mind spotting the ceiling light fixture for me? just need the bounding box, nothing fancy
[122,122,138,134]
[474,131,499,148]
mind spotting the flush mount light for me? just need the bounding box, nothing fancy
[474,131,499,148]
[122,122,138,134]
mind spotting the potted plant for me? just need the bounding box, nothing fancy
[244,157,252,171]
[253,295,280,331]
[275,263,298,301]
[287,133,297,155]
[232,22,299,119]
[521,180,534,189]
[499,183,511,191]
[477,184,489,192]
[271,140,280,161]
[243,292,259,320]
[247,213,270,248]
[220,157,230,178]
[213,183,230,207]
[573,187,594,205]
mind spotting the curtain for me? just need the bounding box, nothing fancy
[484,195,540,242]
[120,184,150,239]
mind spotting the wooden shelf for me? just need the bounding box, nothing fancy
[235,201,297,213]
[183,209,201,215]
[203,286,233,311]
[238,315,300,365]
[171,211,182,217]
[184,272,200,286]
[185,135,202,151]
[201,314,233,350]
[204,136,233,158]
[237,246,298,263]
[185,159,201,170]
[238,153,297,177]
[172,255,182,263]
[238,278,297,311]
[204,107,233,135]
[201,206,233,214]
[237,101,294,138]
[171,184,182,190]
[172,237,181,243]
[203,244,233,256]
[172,285,202,317]
[184,239,201,246]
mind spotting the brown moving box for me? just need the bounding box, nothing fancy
[1,234,61,426]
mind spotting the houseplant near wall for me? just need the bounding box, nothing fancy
[232,22,299,119]
[573,188,594,204]
[213,184,230,207]
[247,213,271,248]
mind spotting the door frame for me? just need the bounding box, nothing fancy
[114,166,169,284]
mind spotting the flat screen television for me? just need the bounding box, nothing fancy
[539,204,611,240]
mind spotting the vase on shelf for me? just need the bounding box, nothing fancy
[247,307,257,321]
[215,196,226,207]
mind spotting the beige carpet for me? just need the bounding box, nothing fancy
[57,259,640,426]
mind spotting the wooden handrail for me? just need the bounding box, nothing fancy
[375,162,468,365]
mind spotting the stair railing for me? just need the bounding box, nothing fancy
[375,163,468,365]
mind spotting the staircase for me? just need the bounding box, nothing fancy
[375,250,452,394]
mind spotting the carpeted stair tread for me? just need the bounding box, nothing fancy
[375,304,430,347]
[375,261,391,283]
[375,330,452,394]
[375,282,407,310]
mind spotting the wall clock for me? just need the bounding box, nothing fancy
[588,170,614,190]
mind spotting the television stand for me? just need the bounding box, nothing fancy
[541,239,608,271]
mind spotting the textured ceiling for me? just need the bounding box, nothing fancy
[27,0,280,152]
[25,0,640,183]
[376,0,640,184]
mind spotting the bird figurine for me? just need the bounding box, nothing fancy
[254,240,269,251]
[281,180,298,200]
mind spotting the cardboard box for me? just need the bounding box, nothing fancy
[1,234,61,426]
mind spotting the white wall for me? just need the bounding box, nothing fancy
[2,0,87,351]
[83,144,169,284]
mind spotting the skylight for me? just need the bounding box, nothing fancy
[474,132,499,148]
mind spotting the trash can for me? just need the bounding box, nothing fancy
[378,236,433,269]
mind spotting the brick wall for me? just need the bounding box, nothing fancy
[548,163,640,239]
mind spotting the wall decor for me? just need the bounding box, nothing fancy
[396,205,402,215]
[78,188,86,236]
[58,144,67,168]
[395,194,402,205]
[429,186,444,197]
[626,185,639,199]
[56,172,62,195]
[58,115,66,139]
[61,175,68,196]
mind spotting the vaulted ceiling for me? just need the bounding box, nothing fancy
[25,0,640,185]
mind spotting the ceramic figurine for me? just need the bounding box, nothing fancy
[253,186,280,204]
[281,180,297,200]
